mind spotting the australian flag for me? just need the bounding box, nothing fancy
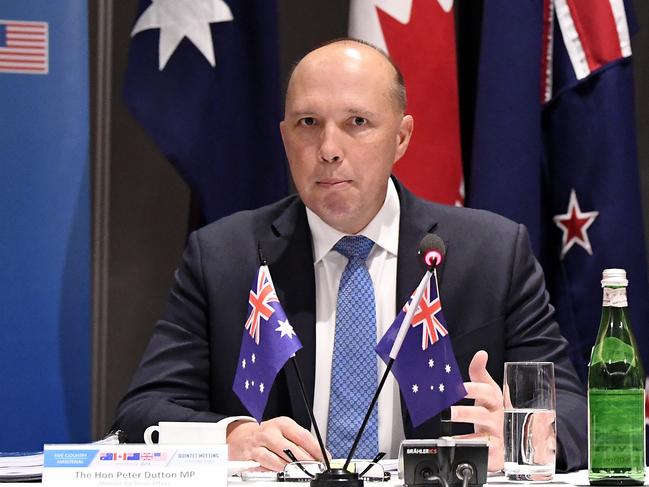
[467,0,649,383]
[375,274,466,427]
[233,266,302,421]
[123,0,287,223]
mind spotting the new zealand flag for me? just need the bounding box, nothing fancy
[233,266,302,421]
[468,0,649,382]
[376,273,466,427]
[123,0,287,223]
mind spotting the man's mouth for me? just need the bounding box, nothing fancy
[317,178,351,187]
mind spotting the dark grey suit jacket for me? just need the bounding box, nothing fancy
[114,179,587,471]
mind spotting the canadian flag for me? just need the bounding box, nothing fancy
[350,0,464,206]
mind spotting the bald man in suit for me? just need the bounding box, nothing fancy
[115,39,587,472]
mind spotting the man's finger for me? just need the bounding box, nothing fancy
[463,382,502,410]
[468,350,499,387]
[280,441,317,463]
[451,405,499,431]
[453,432,490,441]
[251,446,287,472]
[258,432,313,465]
[280,421,323,462]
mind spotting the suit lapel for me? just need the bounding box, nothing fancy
[395,180,440,308]
[259,199,316,429]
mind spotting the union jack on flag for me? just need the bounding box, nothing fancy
[376,272,466,426]
[233,265,302,421]
[245,266,279,344]
[409,280,448,350]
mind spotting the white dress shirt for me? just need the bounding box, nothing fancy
[306,178,405,457]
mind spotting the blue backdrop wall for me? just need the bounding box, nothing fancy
[0,0,90,450]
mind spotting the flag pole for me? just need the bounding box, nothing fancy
[389,270,431,359]
[289,358,331,470]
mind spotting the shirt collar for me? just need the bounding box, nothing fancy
[306,178,401,264]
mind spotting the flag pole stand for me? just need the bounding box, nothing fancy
[310,468,363,487]
[310,359,394,487]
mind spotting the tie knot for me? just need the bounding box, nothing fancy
[334,235,375,261]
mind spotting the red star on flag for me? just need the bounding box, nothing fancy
[553,189,599,259]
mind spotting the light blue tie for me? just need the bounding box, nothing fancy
[327,235,378,459]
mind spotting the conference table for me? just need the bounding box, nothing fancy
[4,467,648,486]
[228,469,649,487]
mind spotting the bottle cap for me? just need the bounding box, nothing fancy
[601,268,628,287]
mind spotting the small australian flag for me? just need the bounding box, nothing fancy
[233,265,302,421]
[376,274,466,427]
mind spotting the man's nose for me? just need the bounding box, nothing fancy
[318,124,343,163]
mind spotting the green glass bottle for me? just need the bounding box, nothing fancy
[588,268,646,485]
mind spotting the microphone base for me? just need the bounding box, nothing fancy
[310,469,364,487]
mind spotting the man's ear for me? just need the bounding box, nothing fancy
[394,114,414,163]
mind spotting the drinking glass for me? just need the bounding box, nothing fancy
[503,362,556,482]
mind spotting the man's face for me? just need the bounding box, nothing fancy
[280,44,413,235]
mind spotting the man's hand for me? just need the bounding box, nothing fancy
[451,350,504,472]
[227,416,326,471]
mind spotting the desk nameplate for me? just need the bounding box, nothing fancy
[42,444,227,487]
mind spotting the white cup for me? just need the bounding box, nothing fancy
[143,421,222,445]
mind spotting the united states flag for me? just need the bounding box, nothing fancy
[0,20,48,74]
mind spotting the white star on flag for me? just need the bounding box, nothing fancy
[439,383,445,392]
[553,189,599,258]
[241,359,246,369]
[131,0,234,70]
[245,380,249,390]
[412,384,419,393]
[275,319,296,339]
[428,359,435,368]
[251,353,256,364]
[445,364,451,373]
[259,383,264,393]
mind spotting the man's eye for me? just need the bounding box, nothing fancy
[352,117,367,126]
[300,117,316,126]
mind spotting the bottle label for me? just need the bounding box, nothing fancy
[602,287,628,307]
[588,389,645,474]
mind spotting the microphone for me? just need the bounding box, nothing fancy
[418,233,446,270]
